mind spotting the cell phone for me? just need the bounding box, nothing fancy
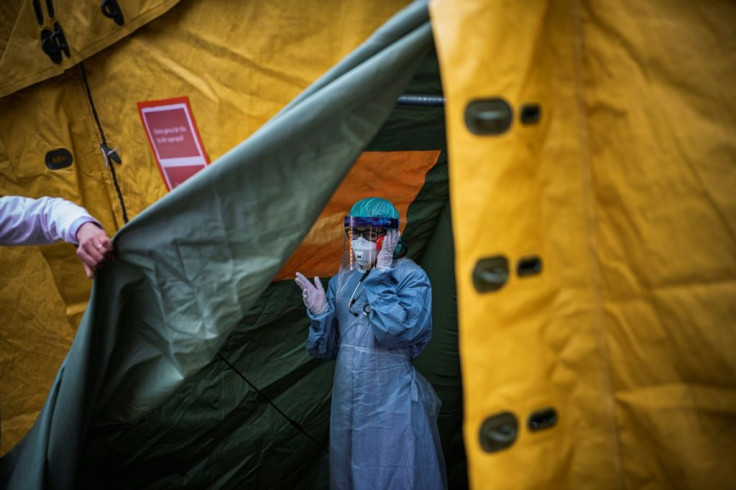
[376,235,385,253]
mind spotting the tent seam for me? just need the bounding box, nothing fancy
[572,0,625,487]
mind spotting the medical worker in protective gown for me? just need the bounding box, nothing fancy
[295,197,446,490]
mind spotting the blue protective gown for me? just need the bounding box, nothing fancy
[306,258,446,490]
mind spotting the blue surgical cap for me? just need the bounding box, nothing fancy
[350,197,399,221]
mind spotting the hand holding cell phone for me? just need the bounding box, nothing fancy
[375,229,399,269]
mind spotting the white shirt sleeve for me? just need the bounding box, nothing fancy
[0,196,100,246]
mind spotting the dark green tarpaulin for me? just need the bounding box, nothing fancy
[1,3,435,488]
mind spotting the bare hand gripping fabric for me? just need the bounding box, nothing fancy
[0,196,114,277]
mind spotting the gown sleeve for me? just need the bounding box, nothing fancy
[305,276,340,360]
[0,196,99,246]
[362,261,433,350]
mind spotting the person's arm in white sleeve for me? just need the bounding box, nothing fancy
[0,196,114,277]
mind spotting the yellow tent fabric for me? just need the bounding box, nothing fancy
[0,69,122,451]
[0,0,182,97]
[0,0,410,455]
[432,0,736,488]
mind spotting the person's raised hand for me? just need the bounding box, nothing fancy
[76,222,114,278]
[295,272,328,315]
[376,229,399,270]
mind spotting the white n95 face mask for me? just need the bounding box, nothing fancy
[351,237,377,270]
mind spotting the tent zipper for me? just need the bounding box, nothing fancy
[79,62,129,224]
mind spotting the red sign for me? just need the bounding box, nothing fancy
[138,97,210,190]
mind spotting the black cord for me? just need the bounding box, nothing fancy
[349,269,371,316]
[79,62,129,223]
[216,353,329,454]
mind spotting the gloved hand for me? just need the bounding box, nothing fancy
[295,272,328,315]
[376,229,399,270]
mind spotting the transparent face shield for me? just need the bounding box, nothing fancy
[337,216,399,295]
